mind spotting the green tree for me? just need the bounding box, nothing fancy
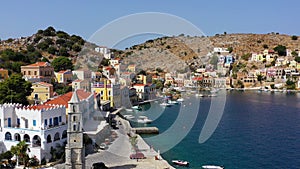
[11,141,29,166]
[0,74,32,104]
[47,46,57,55]
[43,26,56,36]
[210,54,219,69]
[129,135,139,155]
[241,53,251,61]
[274,45,287,56]
[291,51,298,57]
[295,56,300,63]
[291,35,298,40]
[257,74,264,84]
[228,47,233,53]
[51,56,73,72]
[37,41,49,50]
[72,44,82,52]
[137,70,147,76]
[26,45,35,52]
[59,47,69,56]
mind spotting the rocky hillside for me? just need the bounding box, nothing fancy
[119,33,300,72]
[0,26,101,73]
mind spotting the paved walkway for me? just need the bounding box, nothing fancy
[55,116,174,169]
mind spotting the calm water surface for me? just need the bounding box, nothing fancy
[133,91,300,169]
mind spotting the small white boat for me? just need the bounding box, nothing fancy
[132,105,142,111]
[172,160,189,166]
[177,98,184,102]
[168,100,179,105]
[125,108,133,112]
[123,115,135,120]
[202,165,224,169]
[137,116,152,124]
[160,102,171,107]
[196,93,204,97]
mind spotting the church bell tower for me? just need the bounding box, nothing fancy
[65,90,85,169]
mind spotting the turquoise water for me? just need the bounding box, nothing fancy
[131,91,300,169]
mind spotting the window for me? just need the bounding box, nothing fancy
[44,119,47,126]
[17,118,20,125]
[33,120,36,126]
[34,94,38,100]
[73,124,76,131]
[59,116,62,122]
[34,71,37,75]
[49,118,52,125]
[28,71,31,75]
[73,116,76,121]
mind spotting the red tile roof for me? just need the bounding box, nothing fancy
[133,84,147,87]
[27,105,54,110]
[37,82,53,87]
[27,62,49,67]
[45,89,92,108]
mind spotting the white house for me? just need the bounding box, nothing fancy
[132,84,150,101]
[0,103,67,162]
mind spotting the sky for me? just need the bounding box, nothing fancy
[1,0,299,49]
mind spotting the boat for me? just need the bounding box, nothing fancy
[196,93,204,97]
[132,105,142,111]
[168,100,179,105]
[125,108,133,112]
[137,116,152,124]
[172,160,189,166]
[123,115,135,120]
[177,98,184,102]
[160,102,171,107]
[202,165,224,169]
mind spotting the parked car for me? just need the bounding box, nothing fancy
[130,152,145,159]
[91,162,108,169]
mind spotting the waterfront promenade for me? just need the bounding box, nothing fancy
[55,115,173,169]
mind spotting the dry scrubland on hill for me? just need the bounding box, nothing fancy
[1,31,299,73]
[120,33,300,71]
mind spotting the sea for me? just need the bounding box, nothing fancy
[128,90,300,169]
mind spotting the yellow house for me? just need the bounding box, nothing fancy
[55,70,73,84]
[0,68,9,80]
[28,82,53,102]
[137,74,152,84]
[91,78,121,108]
[21,62,54,83]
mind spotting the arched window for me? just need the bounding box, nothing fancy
[47,135,52,143]
[32,135,41,147]
[5,132,12,140]
[23,134,30,143]
[54,132,60,141]
[14,133,21,141]
[73,124,77,131]
[62,130,67,139]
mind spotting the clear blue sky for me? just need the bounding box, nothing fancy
[1,0,299,47]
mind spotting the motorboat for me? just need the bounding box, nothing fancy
[168,100,179,105]
[196,93,204,97]
[202,165,224,169]
[172,160,189,166]
[177,98,184,102]
[132,105,142,111]
[137,116,152,124]
[160,102,171,107]
[123,115,135,120]
[125,108,133,112]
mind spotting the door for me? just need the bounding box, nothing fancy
[7,118,11,127]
